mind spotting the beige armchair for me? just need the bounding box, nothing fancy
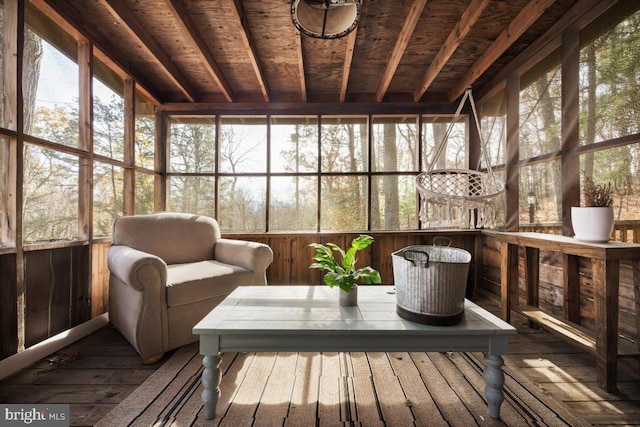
[107,212,273,364]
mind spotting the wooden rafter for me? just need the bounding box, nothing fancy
[164,0,234,102]
[35,0,162,104]
[231,0,270,102]
[340,30,358,103]
[99,0,198,102]
[375,0,428,103]
[295,31,307,103]
[449,0,558,101]
[413,0,490,102]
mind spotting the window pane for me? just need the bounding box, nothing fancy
[168,176,215,215]
[372,116,418,172]
[219,176,266,232]
[23,145,78,243]
[371,175,417,230]
[93,162,123,237]
[135,172,155,214]
[480,93,506,168]
[579,10,640,145]
[169,116,215,173]
[220,116,267,173]
[24,27,79,146]
[580,144,640,223]
[320,176,367,231]
[422,116,467,169]
[519,160,561,224]
[135,90,155,170]
[519,64,561,159]
[271,116,318,173]
[321,116,368,172]
[93,59,124,160]
[270,176,317,231]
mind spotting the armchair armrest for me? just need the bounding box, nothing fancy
[108,245,168,291]
[214,238,274,277]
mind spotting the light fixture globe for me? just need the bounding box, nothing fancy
[291,0,361,39]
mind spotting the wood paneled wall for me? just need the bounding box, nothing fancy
[480,234,638,342]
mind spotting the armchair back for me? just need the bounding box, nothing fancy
[111,212,221,264]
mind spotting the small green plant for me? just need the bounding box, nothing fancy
[309,235,382,292]
[582,175,614,207]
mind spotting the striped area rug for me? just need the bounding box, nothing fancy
[97,343,591,426]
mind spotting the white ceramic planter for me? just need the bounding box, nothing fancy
[571,206,614,243]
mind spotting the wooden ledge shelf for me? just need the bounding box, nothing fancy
[490,231,640,393]
[513,305,640,358]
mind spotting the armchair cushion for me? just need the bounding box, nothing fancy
[166,260,253,307]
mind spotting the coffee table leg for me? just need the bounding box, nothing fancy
[202,353,222,420]
[483,353,505,419]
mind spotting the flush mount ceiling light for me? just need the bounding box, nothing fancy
[291,0,361,39]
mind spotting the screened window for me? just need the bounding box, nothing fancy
[519,64,562,159]
[519,161,561,224]
[321,116,368,173]
[169,176,215,216]
[169,116,215,173]
[579,10,640,145]
[269,176,317,231]
[93,58,124,161]
[135,172,155,215]
[93,162,123,237]
[220,116,267,173]
[219,176,266,232]
[422,116,467,169]
[271,116,318,173]
[23,144,79,242]
[320,176,367,231]
[135,89,155,170]
[24,19,79,147]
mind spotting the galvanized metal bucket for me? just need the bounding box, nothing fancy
[392,238,471,325]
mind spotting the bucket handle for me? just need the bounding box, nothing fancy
[403,249,430,268]
[433,236,452,247]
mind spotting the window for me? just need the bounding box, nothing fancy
[24,15,79,147]
[23,145,79,242]
[135,89,155,170]
[93,162,123,237]
[165,113,474,232]
[93,58,124,161]
[520,64,561,159]
[135,172,154,215]
[580,10,640,145]
[422,116,467,169]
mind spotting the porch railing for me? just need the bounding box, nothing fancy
[517,220,640,243]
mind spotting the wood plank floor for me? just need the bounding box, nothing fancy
[0,295,638,426]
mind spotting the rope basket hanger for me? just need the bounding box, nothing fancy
[416,88,505,228]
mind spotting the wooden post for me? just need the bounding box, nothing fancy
[123,79,135,215]
[593,258,619,392]
[500,241,518,322]
[505,74,519,232]
[563,254,581,323]
[524,247,539,328]
[561,28,580,237]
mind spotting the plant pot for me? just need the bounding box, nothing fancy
[571,206,614,243]
[339,286,358,306]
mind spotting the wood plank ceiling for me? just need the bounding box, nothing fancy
[34,0,591,105]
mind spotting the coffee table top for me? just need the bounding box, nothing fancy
[193,285,516,338]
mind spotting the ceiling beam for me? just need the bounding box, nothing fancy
[231,0,270,102]
[99,0,198,102]
[295,31,307,103]
[413,0,490,102]
[164,0,234,102]
[35,0,162,104]
[375,0,428,103]
[340,30,358,103]
[449,0,558,101]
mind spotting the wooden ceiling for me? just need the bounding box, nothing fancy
[32,0,613,106]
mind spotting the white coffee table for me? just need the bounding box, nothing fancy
[193,285,517,420]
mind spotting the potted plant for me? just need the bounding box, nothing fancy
[309,235,382,306]
[571,175,614,243]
